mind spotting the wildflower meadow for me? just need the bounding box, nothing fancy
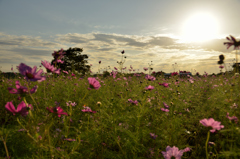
[1,36,240,158]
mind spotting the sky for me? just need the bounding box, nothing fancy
[1,0,240,74]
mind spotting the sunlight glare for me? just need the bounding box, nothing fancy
[181,12,219,43]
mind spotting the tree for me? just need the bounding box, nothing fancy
[50,47,91,75]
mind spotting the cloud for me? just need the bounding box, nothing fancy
[0,32,60,48]
[0,31,235,74]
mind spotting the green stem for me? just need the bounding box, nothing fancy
[26,84,39,111]
[81,91,89,101]
[205,131,210,159]
[2,137,9,158]
[17,118,65,157]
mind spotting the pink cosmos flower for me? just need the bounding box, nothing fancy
[62,70,69,74]
[41,60,61,75]
[145,75,156,81]
[46,106,68,118]
[163,102,169,109]
[128,99,138,105]
[171,72,178,76]
[8,80,38,94]
[71,73,75,77]
[219,65,224,69]
[143,67,148,71]
[226,112,238,123]
[224,35,240,50]
[5,101,33,117]
[145,85,154,90]
[159,83,169,88]
[200,118,224,133]
[54,59,64,64]
[110,71,118,79]
[161,146,184,159]
[161,108,169,112]
[17,63,46,82]
[88,77,101,90]
[188,79,194,83]
[52,48,66,59]
[183,147,191,153]
[81,106,96,113]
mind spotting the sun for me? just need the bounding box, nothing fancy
[180,12,219,43]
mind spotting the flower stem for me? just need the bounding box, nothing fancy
[2,137,10,158]
[81,91,89,101]
[26,84,39,111]
[205,131,210,159]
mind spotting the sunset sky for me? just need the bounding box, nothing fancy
[1,0,240,74]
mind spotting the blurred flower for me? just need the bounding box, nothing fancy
[145,85,154,90]
[171,72,178,76]
[188,79,194,83]
[121,50,125,54]
[208,142,215,146]
[161,108,169,112]
[82,106,96,113]
[66,101,77,107]
[41,60,61,75]
[8,80,38,94]
[54,59,64,64]
[159,83,169,88]
[143,67,148,71]
[230,103,238,109]
[88,77,101,90]
[64,138,76,142]
[183,147,191,152]
[145,74,156,81]
[149,133,158,139]
[226,112,238,123]
[18,129,26,132]
[224,35,240,50]
[18,63,46,82]
[71,73,75,77]
[163,102,169,109]
[161,146,184,159]
[219,65,224,69]
[5,101,33,117]
[63,70,69,74]
[46,106,68,118]
[200,118,224,133]
[128,99,138,105]
[52,48,66,59]
[99,61,101,64]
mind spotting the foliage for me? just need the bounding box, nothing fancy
[50,47,91,75]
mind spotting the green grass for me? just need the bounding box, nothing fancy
[0,71,240,159]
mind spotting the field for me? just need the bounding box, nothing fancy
[0,66,240,159]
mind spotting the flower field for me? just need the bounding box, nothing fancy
[0,36,240,158]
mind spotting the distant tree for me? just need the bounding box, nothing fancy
[50,47,91,75]
[232,63,240,73]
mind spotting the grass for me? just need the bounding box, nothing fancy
[0,69,240,159]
